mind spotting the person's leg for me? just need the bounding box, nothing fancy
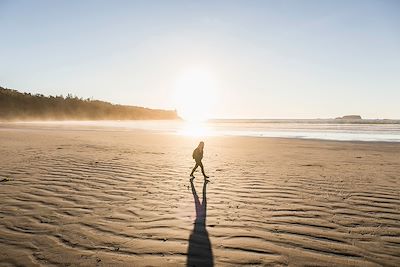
[190,163,199,177]
[199,161,209,178]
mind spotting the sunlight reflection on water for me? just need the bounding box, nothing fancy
[177,121,213,137]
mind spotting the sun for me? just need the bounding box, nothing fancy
[173,68,218,122]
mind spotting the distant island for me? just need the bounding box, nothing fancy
[0,86,180,121]
[335,115,362,120]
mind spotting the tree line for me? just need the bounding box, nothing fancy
[0,86,179,121]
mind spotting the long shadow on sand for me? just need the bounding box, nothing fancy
[186,179,213,267]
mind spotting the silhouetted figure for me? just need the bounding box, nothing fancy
[187,180,213,267]
[190,141,209,179]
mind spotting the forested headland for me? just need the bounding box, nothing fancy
[0,86,180,121]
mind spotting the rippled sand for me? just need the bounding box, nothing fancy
[0,124,399,266]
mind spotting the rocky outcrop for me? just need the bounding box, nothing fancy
[335,115,362,120]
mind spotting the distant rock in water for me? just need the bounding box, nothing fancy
[335,115,362,120]
[0,86,180,121]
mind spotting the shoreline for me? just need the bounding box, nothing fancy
[1,121,400,144]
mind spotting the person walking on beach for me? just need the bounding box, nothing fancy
[190,141,209,180]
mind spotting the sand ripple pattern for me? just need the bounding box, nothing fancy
[0,128,399,266]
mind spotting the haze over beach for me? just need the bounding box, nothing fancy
[1,1,400,267]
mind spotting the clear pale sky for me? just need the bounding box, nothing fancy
[1,0,399,119]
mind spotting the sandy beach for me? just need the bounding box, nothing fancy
[0,124,399,267]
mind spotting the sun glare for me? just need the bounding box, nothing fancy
[173,68,218,122]
[178,121,212,137]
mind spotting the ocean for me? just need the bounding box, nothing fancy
[14,119,400,142]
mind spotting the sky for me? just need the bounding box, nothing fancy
[1,0,399,119]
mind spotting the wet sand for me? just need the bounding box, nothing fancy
[0,124,399,266]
